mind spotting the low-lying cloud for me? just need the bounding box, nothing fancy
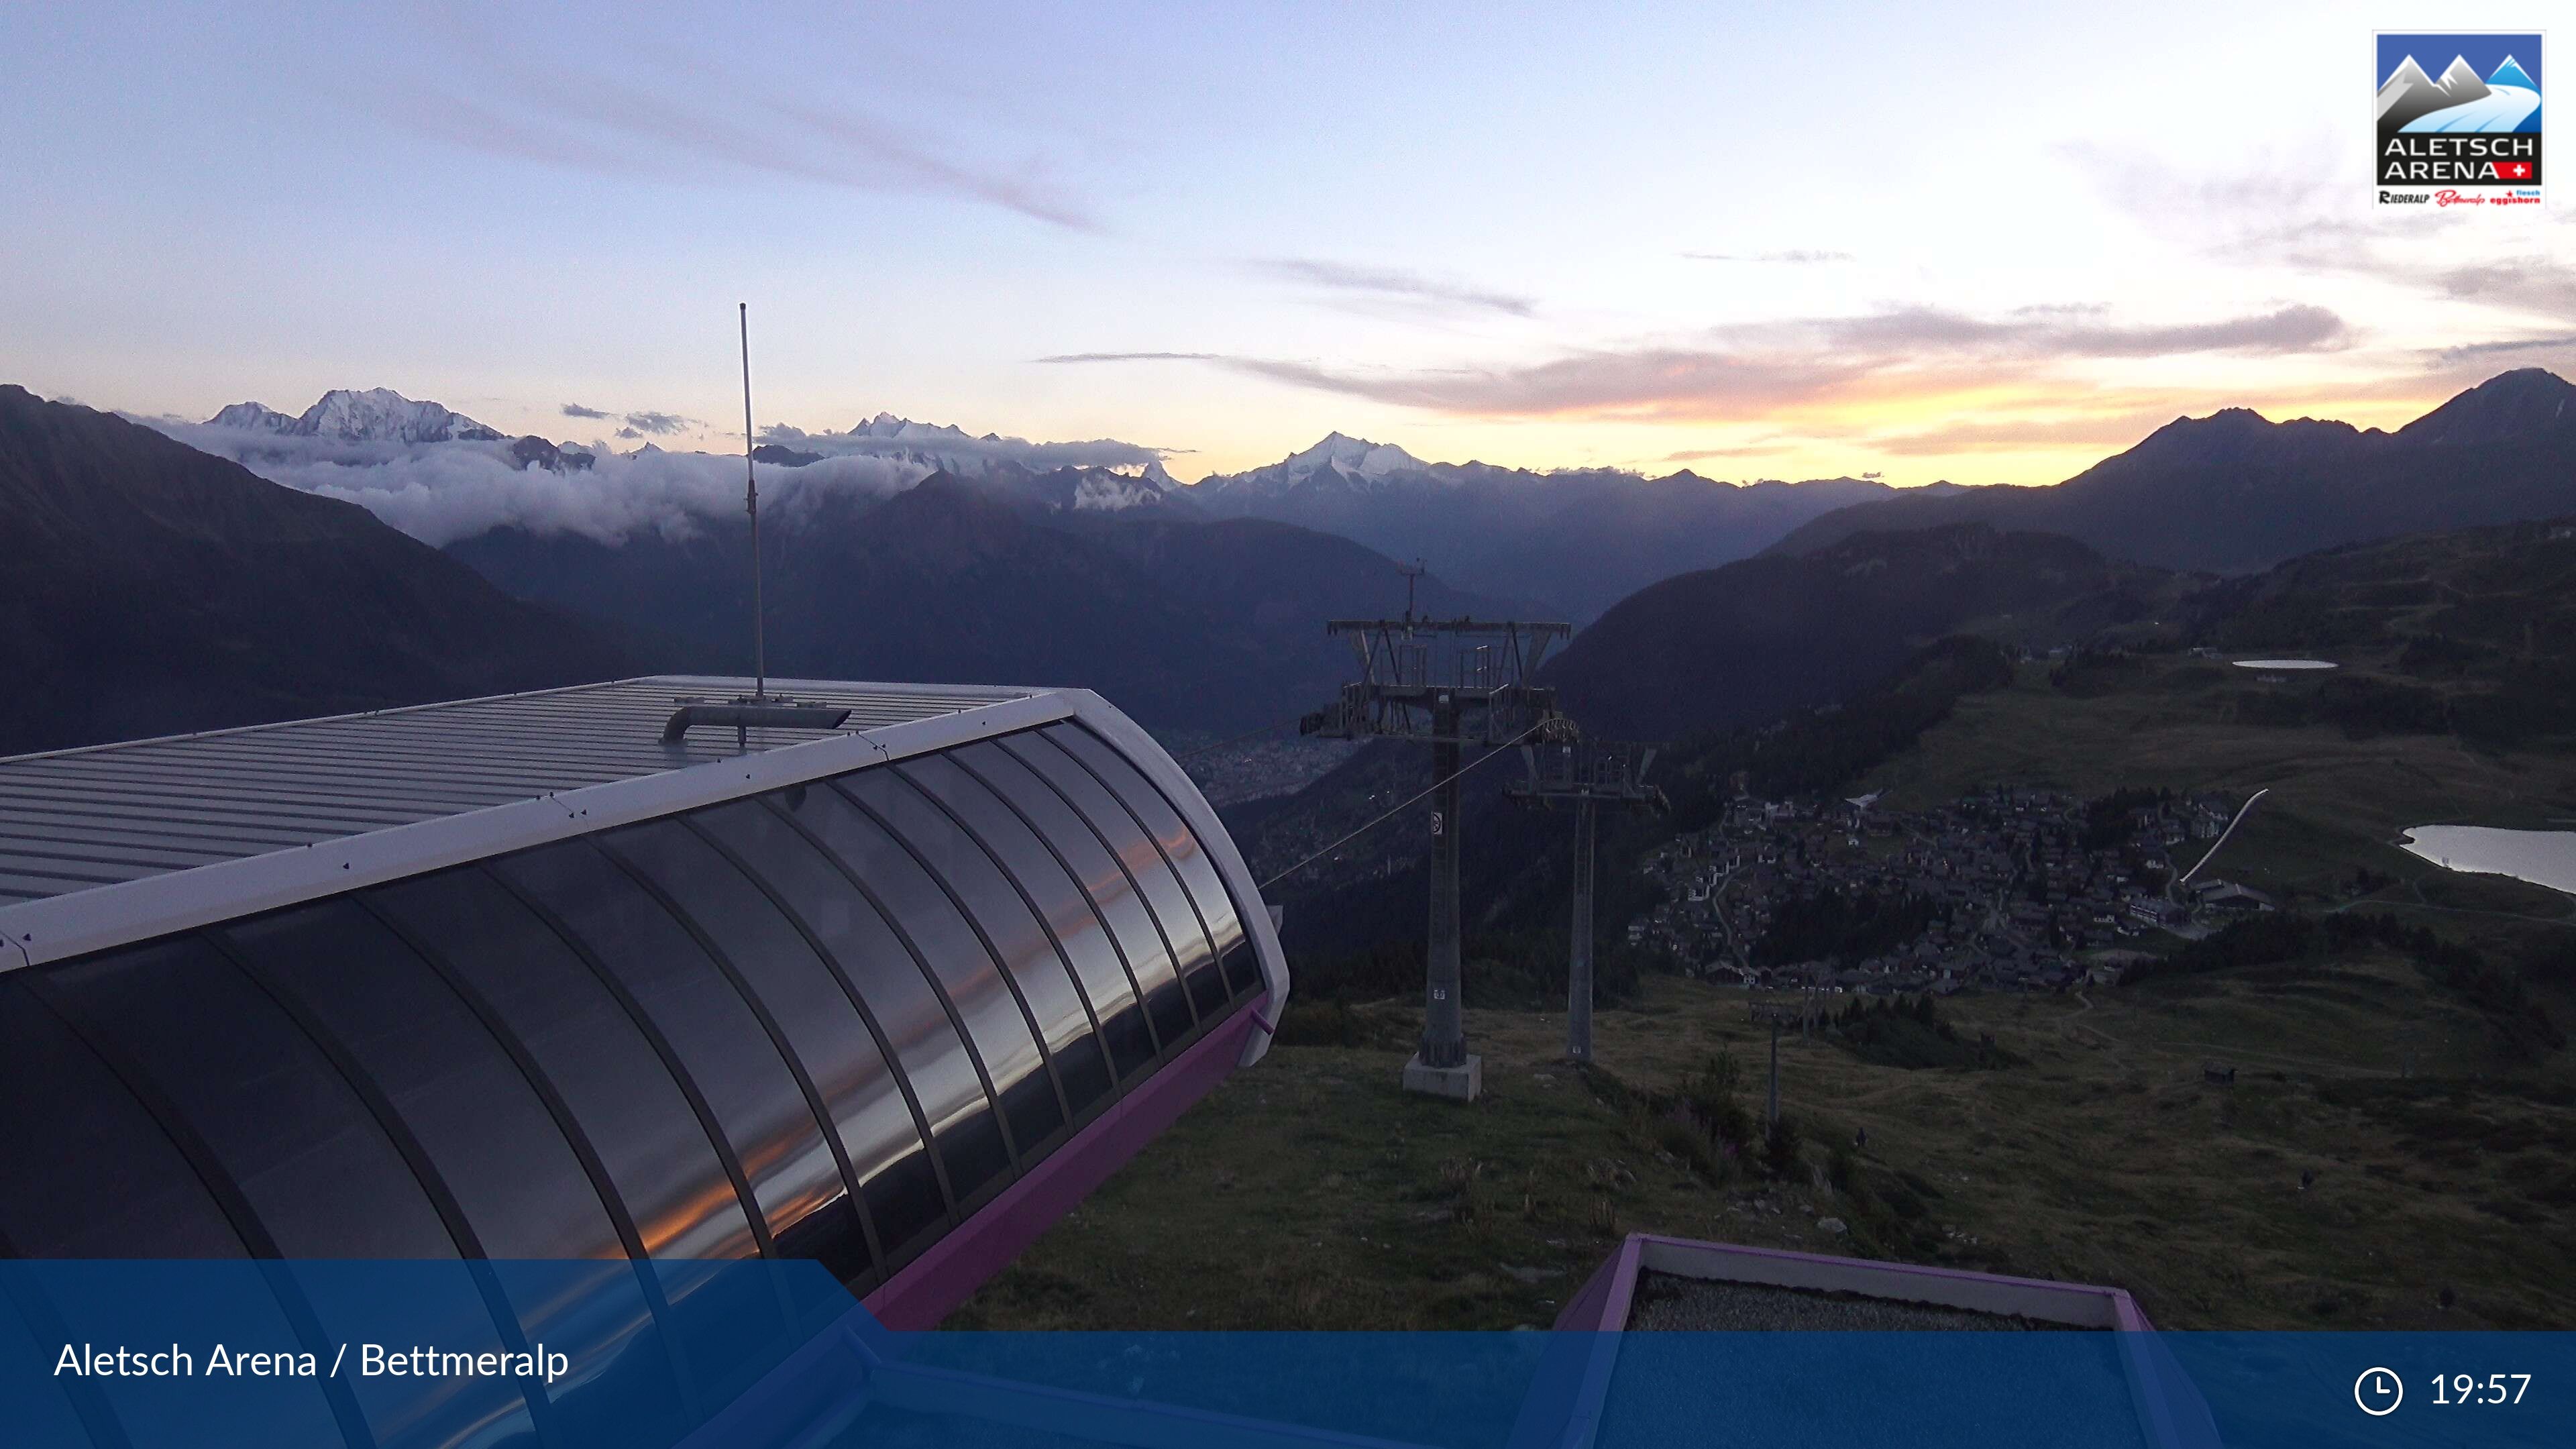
[146,419,930,547]
[755,417,1165,474]
[147,410,1169,548]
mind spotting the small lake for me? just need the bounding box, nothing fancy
[2400,825,2576,897]
[2233,659,2338,670]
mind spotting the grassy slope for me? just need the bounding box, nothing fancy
[957,523,2576,1334]
[953,967,2573,1331]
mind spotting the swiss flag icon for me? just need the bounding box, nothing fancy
[2499,160,2534,180]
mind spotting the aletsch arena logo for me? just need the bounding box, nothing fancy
[2376,32,2544,208]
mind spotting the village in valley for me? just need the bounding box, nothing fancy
[1629,784,2273,996]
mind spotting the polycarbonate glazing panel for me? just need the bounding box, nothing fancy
[955,741,1196,1055]
[0,980,248,1258]
[604,818,944,1266]
[43,938,458,1260]
[1042,724,1252,976]
[689,799,1006,1205]
[36,938,526,1449]
[369,869,759,1262]
[1221,941,1261,998]
[493,841,851,1274]
[788,780,1065,1161]
[1002,733,1223,1018]
[222,898,623,1263]
[851,768,1111,1116]
[903,753,1155,1083]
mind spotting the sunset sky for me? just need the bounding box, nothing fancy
[5,1,2566,484]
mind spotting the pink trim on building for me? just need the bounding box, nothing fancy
[1552,1232,2153,1332]
[863,996,1267,1329]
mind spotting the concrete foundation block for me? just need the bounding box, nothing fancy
[1402,1052,1483,1102]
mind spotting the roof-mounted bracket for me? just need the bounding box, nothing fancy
[663,702,852,742]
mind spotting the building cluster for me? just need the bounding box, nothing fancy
[1630,787,2266,996]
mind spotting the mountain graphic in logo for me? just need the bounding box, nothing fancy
[2377,52,2542,139]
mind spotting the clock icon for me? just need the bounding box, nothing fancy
[2355,1367,2404,1417]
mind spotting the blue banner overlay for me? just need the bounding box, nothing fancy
[3,1263,2567,1447]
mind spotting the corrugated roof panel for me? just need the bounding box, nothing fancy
[0,676,1039,912]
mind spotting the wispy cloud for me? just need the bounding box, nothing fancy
[561,402,612,419]
[364,38,1097,230]
[2432,332,2576,364]
[621,409,698,435]
[1034,351,1218,364]
[2082,145,2576,331]
[2434,257,2576,319]
[1780,303,2348,358]
[1042,302,2352,423]
[1250,258,1536,317]
[1682,249,1854,264]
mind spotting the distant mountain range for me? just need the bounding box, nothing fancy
[754,440,1183,514]
[749,411,1173,492]
[0,386,635,755]
[207,387,505,443]
[30,364,2573,755]
[1184,435,1895,620]
[1767,370,2576,574]
[445,470,1521,735]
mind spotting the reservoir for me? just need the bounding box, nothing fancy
[2233,659,2338,670]
[2400,825,2576,897]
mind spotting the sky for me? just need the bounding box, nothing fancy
[2,1,2568,486]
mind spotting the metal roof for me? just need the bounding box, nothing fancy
[0,676,1035,908]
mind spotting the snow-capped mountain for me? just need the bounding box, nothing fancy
[1282,431,1428,484]
[956,464,1186,515]
[207,401,297,432]
[2491,54,2537,92]
[753,412,1173,499]
[1185,432,1439,505]
[203,388,502,443]
[845,412,979,444]
[295,388,502,443]
[1187,432,1896,619]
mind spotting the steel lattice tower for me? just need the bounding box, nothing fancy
[1507,740,1666,1063]
[1302,608,1570,1100]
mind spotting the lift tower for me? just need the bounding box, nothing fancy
[1303,612,1571,1101]
[1507,739,1667,1063]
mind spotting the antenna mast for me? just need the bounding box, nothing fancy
[739,302,767,702]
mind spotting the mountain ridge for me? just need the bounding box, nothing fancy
[0,385,637,755]
[1767,370,2576,574]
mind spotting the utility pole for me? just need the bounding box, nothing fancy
[1750,1002,1801,1132]
[739,303,767,702]
[1507,739,1666,1063]
[1303,602,1571,1102]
